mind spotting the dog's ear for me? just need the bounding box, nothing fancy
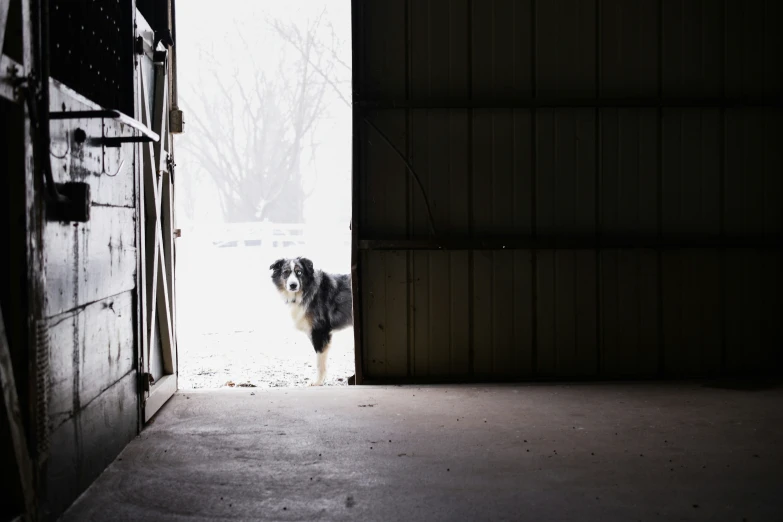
[269,258,285,271]
[298,257,314,275]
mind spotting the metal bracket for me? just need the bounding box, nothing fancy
[49,109,160,146]
[170,108,184,133]
[141,372,155,392]
[134,35,145,56]
[47,182,91,222]
[154,29,175,49]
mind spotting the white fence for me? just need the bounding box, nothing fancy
[183,221,351,251]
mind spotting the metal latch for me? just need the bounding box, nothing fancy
[141,373,155,392]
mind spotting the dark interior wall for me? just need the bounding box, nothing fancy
[352,0,783,382]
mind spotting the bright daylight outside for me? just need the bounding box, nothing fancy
[173,0,353,389]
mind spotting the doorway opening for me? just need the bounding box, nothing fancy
[173,0,353,389]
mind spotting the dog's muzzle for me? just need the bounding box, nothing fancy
[288,282,299,291]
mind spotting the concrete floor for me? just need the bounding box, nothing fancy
[61,382,783,521]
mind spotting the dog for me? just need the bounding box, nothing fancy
[269,257,353,386]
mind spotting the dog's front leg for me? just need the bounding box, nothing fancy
[310,329,332,386]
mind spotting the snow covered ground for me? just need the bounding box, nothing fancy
[175,233,354,389]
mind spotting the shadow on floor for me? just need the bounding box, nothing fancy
[700,378,782,391]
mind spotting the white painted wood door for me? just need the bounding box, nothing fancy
[136,12,178,422]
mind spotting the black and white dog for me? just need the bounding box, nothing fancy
[269,257,353,386]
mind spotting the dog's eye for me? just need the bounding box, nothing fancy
[295,270,302,276]
[283,270,291,277]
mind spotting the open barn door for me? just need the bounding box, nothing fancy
[136,10,179,422]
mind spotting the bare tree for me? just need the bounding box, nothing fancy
[180,10,348,223]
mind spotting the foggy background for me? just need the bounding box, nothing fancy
[173,0,354,388]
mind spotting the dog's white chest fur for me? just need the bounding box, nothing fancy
[284,296,311,333]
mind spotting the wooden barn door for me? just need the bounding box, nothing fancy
[136,11,178,422]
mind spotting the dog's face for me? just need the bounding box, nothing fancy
[269,257,315,298]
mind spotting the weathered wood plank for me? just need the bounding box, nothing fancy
[43,206,137,318]
[47,292,135,432]
[46,371,137,518]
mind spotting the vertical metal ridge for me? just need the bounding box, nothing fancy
[656,0,666,377]
[595,0,603,376]
[531,0,538,376]
[719,0,727,375]
[446,1,454,375]
[511,79,519,374]
[467,0,475,375]
[490,109,496,373]
[404,0,413,378]
[448,251,453,374]
[427,252,432,375]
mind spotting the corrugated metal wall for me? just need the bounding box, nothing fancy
[351,0,783,383]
